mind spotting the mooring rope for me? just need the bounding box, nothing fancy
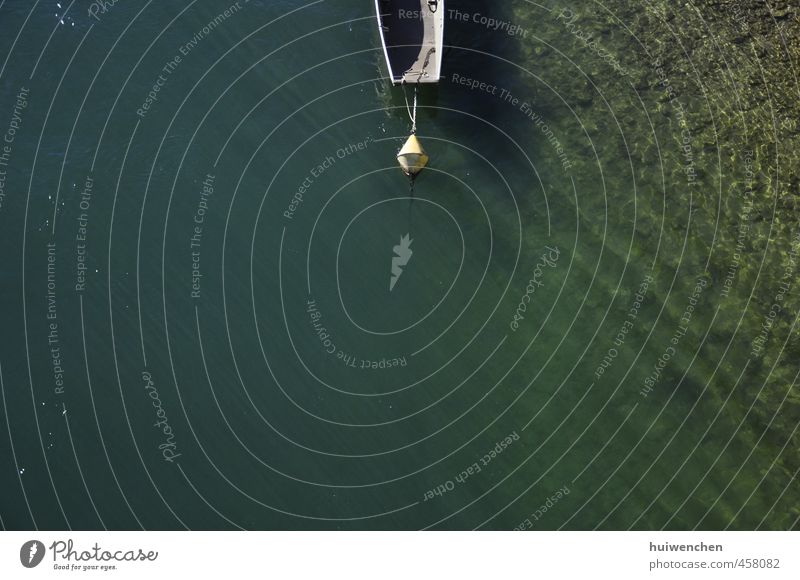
[403,84,418,134]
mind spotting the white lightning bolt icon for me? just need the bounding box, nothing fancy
[390,234,413,292]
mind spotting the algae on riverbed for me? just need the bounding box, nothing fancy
[499,0,800,528]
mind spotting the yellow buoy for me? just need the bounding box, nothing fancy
[396,134,429,178]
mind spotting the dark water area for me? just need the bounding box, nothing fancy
[0,0,798,530]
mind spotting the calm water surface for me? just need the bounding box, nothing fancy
[0,0,797,530]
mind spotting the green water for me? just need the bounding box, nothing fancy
[0,0,797,530]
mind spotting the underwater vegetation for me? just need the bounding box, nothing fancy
[504,0,799,528]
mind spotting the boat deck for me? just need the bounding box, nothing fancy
[377,0,443,83]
